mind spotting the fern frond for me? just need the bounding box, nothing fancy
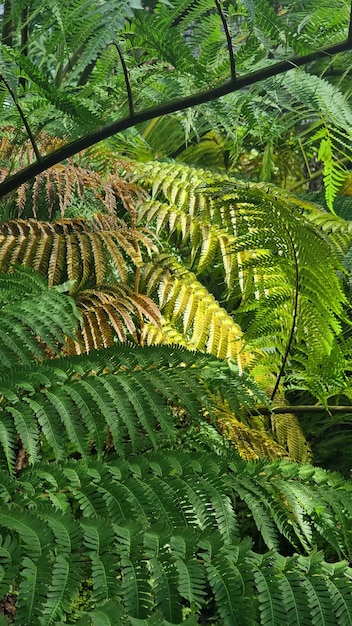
[1,450,352,622]
[0,128,151,223]
[271,411,311,463]
[280,69,352,209]
[135,160,346,400]
[316,127,349,211]
[215,400,289,462]
[0,342,272,469]
[0,265,79,366]
[67,285,161,353]
[15,554,52,625]
[0,217,155,294]
[140,256,245,365]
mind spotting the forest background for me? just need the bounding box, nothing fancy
[1,0,352,624]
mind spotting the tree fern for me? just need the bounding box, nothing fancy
[0,136,349,405]
[2,2,352,624]
[0,278,351,623]
[134,160,347,402]
[1,452,352,623]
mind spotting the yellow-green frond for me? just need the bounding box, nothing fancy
[140,256,246,366]
[271,411,312,463]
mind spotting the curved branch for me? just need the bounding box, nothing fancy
[1,37,352,198]
[214,0,236,82]
[256,405,352,415]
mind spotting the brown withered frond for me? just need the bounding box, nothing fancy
[66,285,161,354]
[0,129,64,166]
[0,216,157,292]
[1,164,147,222]
[0,130,146,222]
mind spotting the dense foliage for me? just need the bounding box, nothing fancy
[1,0,352,623]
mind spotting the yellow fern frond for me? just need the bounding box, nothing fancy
[214,401,288,461]
[141,320,192,349]
[137,193,238,290]
[140,257,246,367]
[271,412,312,463]
[0,217,156,293]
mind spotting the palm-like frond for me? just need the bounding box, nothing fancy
[1,149,347,405]
[0,342,273,472]
[134,160,346,401]
[1,452,352,623]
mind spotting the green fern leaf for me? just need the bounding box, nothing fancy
[14,554,51,626]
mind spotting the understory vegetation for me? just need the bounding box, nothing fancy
[1,0,352,624]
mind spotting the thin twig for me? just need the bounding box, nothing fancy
[255,405,352,415]
[214,0,236,82]
[1,76,41,162]
[288,168,323,192]
[298,137,311,178]
[1,37,352,198]
[114,42,134,117]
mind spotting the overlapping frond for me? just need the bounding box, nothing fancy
[215,398,310,463]
[2,1,352,624]
[0,133,147,222]
[0,216,156,291]
[0,0,143,138]
[0,265,79,366]
[0,343,273,472]
[0,452,352,623]
[134,160,346,400]
[140,256,245,365]
[68,285,161,353]
[275,69,352,209]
